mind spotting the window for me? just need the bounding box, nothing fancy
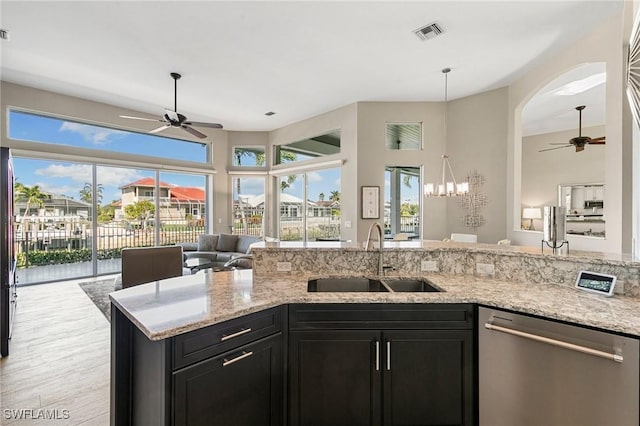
[278,167,341,241]
[9,109,209,163]
[232,176,265,236]
[384,166,421,239]
[385,123,422,150]
[274,130,341,165]
[233,146,266,167]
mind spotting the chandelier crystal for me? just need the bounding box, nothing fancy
[424,68,469,197]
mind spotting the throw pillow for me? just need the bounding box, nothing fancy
[198,234,218,252]
[216,233,239,252]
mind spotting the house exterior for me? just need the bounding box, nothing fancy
[117,178,205,223]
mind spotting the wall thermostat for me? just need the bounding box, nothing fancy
[575,271,616,297]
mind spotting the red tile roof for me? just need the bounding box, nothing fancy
[170,187,205,202]
[119,177,173,189]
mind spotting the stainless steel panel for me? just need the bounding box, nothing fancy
[479,307,639,426]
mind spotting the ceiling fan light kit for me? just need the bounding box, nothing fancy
[120,72,223,139]
[538,105,605,153]
[424,68,469,198]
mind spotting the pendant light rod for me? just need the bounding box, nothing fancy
[424,67,469,197]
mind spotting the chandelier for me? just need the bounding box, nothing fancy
[424,68,469,197]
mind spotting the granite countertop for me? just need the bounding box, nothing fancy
[109,269,640,341]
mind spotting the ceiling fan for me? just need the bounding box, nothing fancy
[120,72,223,139]
[539,105,605,153]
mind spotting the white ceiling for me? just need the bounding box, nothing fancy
[0,1,622,133]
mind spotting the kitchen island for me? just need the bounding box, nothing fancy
[110,242,640,426]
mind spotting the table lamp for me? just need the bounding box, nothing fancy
[522,207,542,231]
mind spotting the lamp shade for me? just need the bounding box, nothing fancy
[522,207,542,220]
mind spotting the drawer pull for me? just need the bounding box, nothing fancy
[221,328,252,341]
[223,351,253,367]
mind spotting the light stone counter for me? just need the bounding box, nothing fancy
[110,269,640,341]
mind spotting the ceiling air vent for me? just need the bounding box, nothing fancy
[414,22,443,41]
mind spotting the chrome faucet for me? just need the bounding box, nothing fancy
[365,222,385,275]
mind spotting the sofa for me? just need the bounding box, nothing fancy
[177,233,262,269]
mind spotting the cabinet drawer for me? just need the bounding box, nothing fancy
[289,303,473,330]
[172,306,283,370]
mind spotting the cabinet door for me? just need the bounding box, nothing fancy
[173,334,283,426]
[382,330,474,426]
[289,330,382,426]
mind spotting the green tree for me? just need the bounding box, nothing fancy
[329,190,340,202]
[15,183,48,215]
[97,203,116,223]
[124,200,155,229]
[318,192,325,202]
[79,183,103,206]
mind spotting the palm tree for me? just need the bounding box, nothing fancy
[329,190,340,202]
[318,192,325,202]
[79,182,103,206]
[15,183,48,216]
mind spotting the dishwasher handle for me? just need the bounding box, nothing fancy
[484,322,623,363]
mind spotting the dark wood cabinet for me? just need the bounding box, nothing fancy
[289,330,382,426]
[288,304,475,426]
[111,305,285,426]
[382,330,473,426]
[173,334,283,426]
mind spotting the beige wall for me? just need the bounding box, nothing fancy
[507,7,633,253]
[446,88,508,243]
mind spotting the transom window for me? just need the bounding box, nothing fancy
[8,109,209,164]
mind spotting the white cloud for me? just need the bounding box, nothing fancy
[34,181,80,198]
[334,177,341,187]
[307,171,323,183]
[35,164,92,182]
[59,121,126,145]
[97,167,144,187]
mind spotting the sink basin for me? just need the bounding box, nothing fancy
[308,277,389,292]
[382,278,441,292]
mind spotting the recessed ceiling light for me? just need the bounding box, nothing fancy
[265,111,276,116]
[550,73,606,96]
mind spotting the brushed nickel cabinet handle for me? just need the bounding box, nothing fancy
[221,327,252,341]
[222,351,253,367]
[386,341,391,371]
[375,341,380,371]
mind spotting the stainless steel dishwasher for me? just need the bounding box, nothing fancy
[479,307,639,426]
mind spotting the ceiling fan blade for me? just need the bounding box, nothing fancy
[589,136,606,143]
[538,145,573,152]
[149,124,171,134]
[183,121,224,129]
[181,125,207,139]
[549,142,573,145]
[120,115,164,123]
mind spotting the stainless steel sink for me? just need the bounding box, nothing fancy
[307,277,443,292]
[382,278,441,292]
[307,277,389,292]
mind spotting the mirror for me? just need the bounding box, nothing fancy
[274,129,341,165]
[520,62,606,237]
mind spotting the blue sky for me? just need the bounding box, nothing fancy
[9,110,340,204]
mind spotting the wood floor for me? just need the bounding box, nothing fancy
[1,278,112,425]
